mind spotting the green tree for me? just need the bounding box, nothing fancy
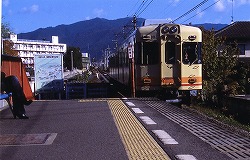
[201,28,240,107]
[1,22,17,56]
[63,46,83,70]
[1,22,13,38]
[3,40,18,56]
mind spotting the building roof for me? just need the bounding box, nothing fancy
[215,21,250,40]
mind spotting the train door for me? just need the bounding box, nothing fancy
[161,35,181,89]
[180,42,202,90]
[134,41,160,92]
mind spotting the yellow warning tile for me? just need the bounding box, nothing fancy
[107,99,170,160]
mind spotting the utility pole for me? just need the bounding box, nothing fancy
[131,15,137,98]
[132,15,137,30]
[71,51,74,71]
[231,0,234,23]
[0,0,2,56]
[105,46,110,70]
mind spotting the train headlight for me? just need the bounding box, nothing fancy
[170,26,178,33]
[188,35,196,41]
[161,26,169,34]
[188,78,197,84]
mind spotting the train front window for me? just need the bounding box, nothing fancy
[136,42,159,65]
[182,42,202,65]
[165,42,175,64]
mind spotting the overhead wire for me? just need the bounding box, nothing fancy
[171,0,209,23]
[152,0,180,19]
[134,0,150,17]
[136,0,155,17]
[181,0,221,24]
[127,0,141,17]
[114,0,154,43]
[112,0,217,53]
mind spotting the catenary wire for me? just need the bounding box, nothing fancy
[127,0,141,17]
[181,0,221,24]
[171,0,209,23]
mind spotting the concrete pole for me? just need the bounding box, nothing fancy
[0,0,2,56]
[71,51,73,71]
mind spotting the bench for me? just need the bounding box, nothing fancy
[0,93,15,118]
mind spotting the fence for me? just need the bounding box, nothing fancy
[65,83,109,99]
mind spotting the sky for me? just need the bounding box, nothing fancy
[2,0,250,34]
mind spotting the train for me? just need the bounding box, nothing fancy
[108,20,202,99]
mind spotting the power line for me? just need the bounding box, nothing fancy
[152,0,180,19]
[127,0,141,17]
[134,0,149,16]
[136,0,154,17]
[171,0,209,23]
[181,0,221,24]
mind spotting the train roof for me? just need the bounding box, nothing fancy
[142,19,170,26]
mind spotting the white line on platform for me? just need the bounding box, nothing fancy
[139,116,157,125]
[131,108,144,114]
[152,130,179,145]
[126,102,135,106]
[175,155,197,160]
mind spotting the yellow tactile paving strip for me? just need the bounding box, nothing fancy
[107,99,170,160]
[78,99,170,159]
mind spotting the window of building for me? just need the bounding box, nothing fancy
[238,44,245,55]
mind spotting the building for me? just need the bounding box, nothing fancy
[82,53,91,71]
[215,21,250,63]
[6,34,67,68]
[215,21,250,93]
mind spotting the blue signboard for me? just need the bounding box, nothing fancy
[34,54,63,93]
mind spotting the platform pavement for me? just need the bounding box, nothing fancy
[0,99,170,160]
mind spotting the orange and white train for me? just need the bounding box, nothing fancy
[108,20,202,98]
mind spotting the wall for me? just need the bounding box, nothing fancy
[1,55,34,109]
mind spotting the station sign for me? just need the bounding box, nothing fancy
[34,54,63,93]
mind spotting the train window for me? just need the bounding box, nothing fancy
[136,42,159,65]
[182,42,202,65]
[165,42,175,64]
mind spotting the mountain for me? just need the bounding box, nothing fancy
[18,17,145,60]
[193,23,228,31]
[18,18,228,60]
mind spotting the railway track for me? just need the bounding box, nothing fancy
[135,98,250,160]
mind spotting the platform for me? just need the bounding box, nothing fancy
[0,99,170,160]
[1,98,249,160]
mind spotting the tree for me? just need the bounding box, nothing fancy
[63,46,83,70]
[201,28,240,107]
[1,22,18,56]
[3,40,18,56]
[1,22,13,38]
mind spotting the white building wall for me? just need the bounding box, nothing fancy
[9,35,67,66]
[244,42,250,57]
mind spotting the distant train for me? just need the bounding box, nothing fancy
[108,20,202,98]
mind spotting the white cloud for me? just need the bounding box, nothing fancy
[20,4,39,14]
[30,5,39,13]
[85,16,91,20]
[93,8,105,17]
[214,0,226,12]
[3,0,10,7]
[169,0,180,6]
[169,0,180,3]
[196,9,204,18]
[238,0,250,5]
